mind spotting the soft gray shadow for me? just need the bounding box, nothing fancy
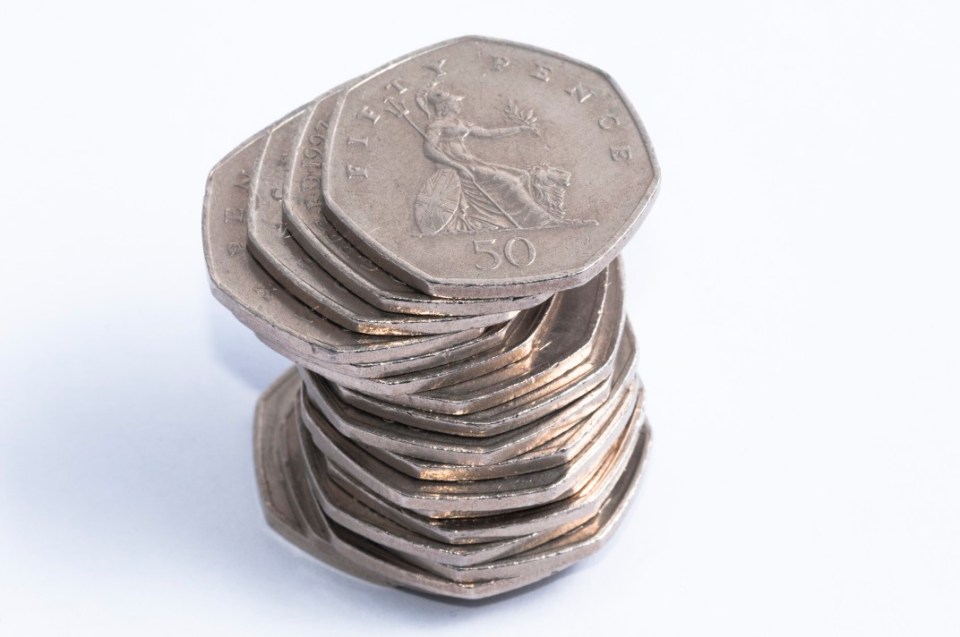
[2,306,568,628]
[208,303,291,389]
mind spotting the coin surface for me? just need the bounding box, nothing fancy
[296,299,549,394]
[206,36,659,601]
[248,107,519,335]
[203,131,491,366]
[285,90,551,316]
[300,384,640,517]
[251,372,654,599]
[321,408,649,545]
[253,369,391,585]
[333,308,629,437]
[311,261,619,413]
[258,319,513,379]
[324,36,659,298]
[297,317,637,476]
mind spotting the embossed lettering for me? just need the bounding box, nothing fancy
[598,114,621,130]
[610,145,633,162]
[253,285,277,302]
[234,170,251,191]
[223,207,246,223]
[226,241,243,257]
[472,238,537,270]
[504,237,537,267]
[300,175,322,191]
[566,81,597,103]
[357,105,380,124]
[347,136,369,147]
[473,239,501,271]
[300,120,326,174]
[424,58,447,77]
[530,64,552,82]
[346,165,368,179]
[269,187,283,202]
[386,78,409,94]
[492,56,510,71]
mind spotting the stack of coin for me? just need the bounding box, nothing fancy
[202,37,659,599]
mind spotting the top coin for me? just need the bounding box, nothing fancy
[323,36,659,299]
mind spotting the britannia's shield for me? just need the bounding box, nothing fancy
[414,168,461,235]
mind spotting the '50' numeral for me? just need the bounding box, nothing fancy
[473,237,537,271]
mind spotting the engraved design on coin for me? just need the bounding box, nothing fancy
[397,83,592,236]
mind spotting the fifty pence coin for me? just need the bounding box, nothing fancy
[323,36,659,299]
[285,90,551,316]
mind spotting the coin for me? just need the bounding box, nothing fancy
[296,390,653,597]
[299,326,637,468]
[295,296,552,395]
[247,106,519,335]
[300,381,640,517]
[320,405,649,545]
[203,131,490,366]
[284,91,551,317]
[206,36,660,600]
[351,379,642,484]
[339,261,621,415]
[261,374,623,599]
[311,454,581,568]
[332,307,628,436]
[323,36,659,299]
[257,319,513,379]
[253,368,391,585]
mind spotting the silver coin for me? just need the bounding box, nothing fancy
[349,362,640,482]
[253,369,392,585]
[256,319,511,379]
[316,421,648,599]
[203,129,492,366]
[332,297,628,436]
[299,325,637,468]
[311,454,582,568]
[300,381,640,518]
[294,297,553,395]
[284,90,550,317]
[214,36,660,600]
[331,260,621,415]
[258,371,652,599]
[323,36,659,299]
[352,379,641,485]
[320,404,649,545]
[310,405,645,583]
[247,107,518,335]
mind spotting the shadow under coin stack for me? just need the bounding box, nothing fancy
[202,37,659,599]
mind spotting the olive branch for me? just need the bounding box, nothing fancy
[504,100,541,138]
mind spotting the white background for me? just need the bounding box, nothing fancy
[1,1,958,635]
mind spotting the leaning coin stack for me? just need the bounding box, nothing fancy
[202,37,659,599]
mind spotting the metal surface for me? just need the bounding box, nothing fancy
[284,91,551,316]
[323,36,659,299]
[248,108,519,335]
[205,36,658,600]
[254,369,653,599]
[299,327,637,469]
[203,133,487,366]
[333,310,628,437]
[301,384,640,517]
[297,297,552,394]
